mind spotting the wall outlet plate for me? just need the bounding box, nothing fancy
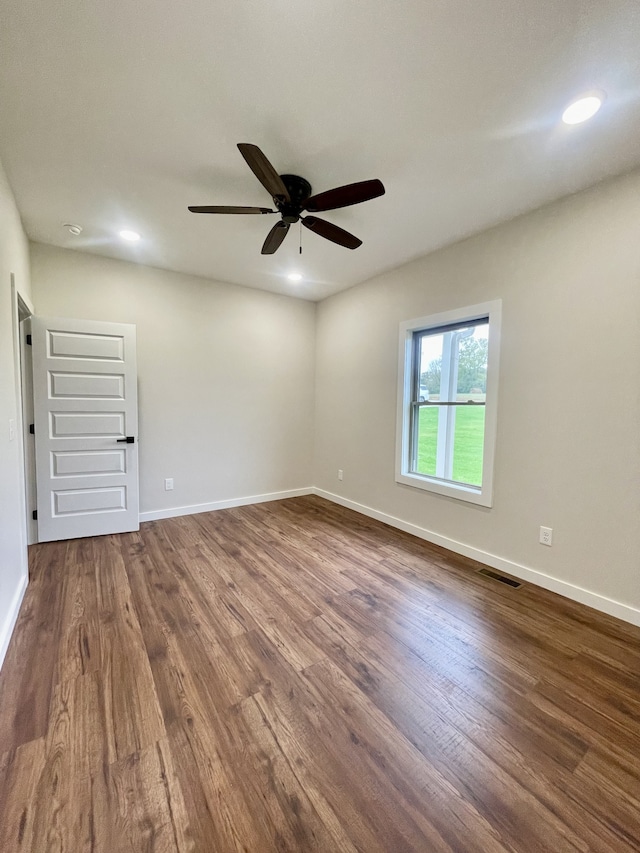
[539,526,553,546]
[165,478,174,491]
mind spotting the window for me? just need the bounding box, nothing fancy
[396,301,501,506]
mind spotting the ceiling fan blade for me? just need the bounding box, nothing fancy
[261,221,290,254]
[188,205,276,214]
[237,143,291,203]
[305,179,385,212]
[302,216,362,250]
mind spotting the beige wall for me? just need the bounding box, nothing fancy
[314,169,640,619]
[0,158,31,666]
[31,244,316,516]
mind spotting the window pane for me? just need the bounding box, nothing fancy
[417,333,444,402]
[417,322,488,404]
[414,405,438,476]
[412,319,488,487]
[453,325,488,401]
[451,405,485,486]
[412,404,485,486]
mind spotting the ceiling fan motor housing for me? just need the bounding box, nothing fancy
[277,174,312,223]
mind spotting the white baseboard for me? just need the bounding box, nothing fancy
[314,488,640,628]
[140,487,315,523]
[0,572,28,672]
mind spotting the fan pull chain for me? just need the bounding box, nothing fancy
[299,220,302,254]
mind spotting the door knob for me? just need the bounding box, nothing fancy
[117,436,135,444]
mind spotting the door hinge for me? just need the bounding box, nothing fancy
[32,510,38,520]
[26,334,32,346]
[29,423,35,435]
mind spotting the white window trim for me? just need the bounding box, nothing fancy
[395,300,501,507]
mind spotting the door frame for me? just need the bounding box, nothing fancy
[10,276,35,557]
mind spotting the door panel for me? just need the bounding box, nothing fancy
[49,372,125,398]
[50,411,126,437]
[48,330,125,360]
[53,486,127,515]
[51,449,126,477]
[32,316,139,541]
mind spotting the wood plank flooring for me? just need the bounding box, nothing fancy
[1,495,639,852]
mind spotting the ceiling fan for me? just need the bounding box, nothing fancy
[188,143,385,255]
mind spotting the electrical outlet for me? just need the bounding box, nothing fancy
[539,526,553,546]
[337,469,344,481]
[164,478,174,491]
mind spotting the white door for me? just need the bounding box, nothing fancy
[32,316,139,542]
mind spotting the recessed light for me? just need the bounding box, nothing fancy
[562,94,603,125]
[287,273,303,282]
[64,223,83,236]
[119,229,141,242]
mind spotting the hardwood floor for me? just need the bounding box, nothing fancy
[1,495,639,852]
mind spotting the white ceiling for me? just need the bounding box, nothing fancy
[1,1,640,301]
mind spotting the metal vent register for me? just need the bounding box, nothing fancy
[476,567,523,588]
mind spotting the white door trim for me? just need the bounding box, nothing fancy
[10,276,33,563]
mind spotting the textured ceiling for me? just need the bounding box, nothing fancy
[1,0,640,300]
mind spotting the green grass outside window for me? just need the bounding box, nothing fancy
[415,406,485,486]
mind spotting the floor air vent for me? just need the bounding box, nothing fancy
[476,567,523,588]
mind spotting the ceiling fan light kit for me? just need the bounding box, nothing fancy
[188,143,385,255]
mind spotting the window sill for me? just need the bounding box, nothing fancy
[395,470,493,507]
